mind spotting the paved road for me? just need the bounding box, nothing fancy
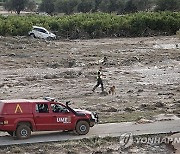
[0,120,180,146]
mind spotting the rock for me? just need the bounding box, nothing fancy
[158,92,174,96]
[8,53,16,57]
[124,107,135,112]
[25,76,38,81]
[46,62,60,68]
[68,60,76,68]
[137,89,143,93]
[103,107,118,112]
[140,103,149,108]
[84,92,93,96]
[127,90,134,93]
[136,118,154,124]
[63,71,80,78]
[0,83,4,88]
[44,74,57,79]
[123,71,130,74]
[154,102,165,108]
[78,71,82,76]
[4,78,9,81]
[139,103,157,110]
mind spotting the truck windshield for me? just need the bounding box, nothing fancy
[51,103,69,113]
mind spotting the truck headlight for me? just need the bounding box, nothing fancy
[91,112,98,123]
[91,113,95,119]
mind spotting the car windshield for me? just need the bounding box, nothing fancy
[34,28,48,34]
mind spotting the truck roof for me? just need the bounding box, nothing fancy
[0,99,49,104]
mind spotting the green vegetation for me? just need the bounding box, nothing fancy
[34,0,41,4]
[38,0,180,15]
[0,12,180,38]
[3,0,36,14]
[2,0,180,15]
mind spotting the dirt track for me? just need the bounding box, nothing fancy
[0,36,180,124]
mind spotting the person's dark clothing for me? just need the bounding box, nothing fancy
[93,70,104,92]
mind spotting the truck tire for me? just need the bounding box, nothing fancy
[75,121,89,135]
[16,125,31,139]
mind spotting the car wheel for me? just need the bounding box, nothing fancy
[75,121,89,135]
[47,37,52,41]
[30,33,36,38]
[16,125,31,139]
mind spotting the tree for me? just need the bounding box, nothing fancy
[4,0,28,14]
[12,0,28,14]
[99,0,110,12]
[93,0,102,12]
[109,0,124,13]
[116,0,125,14]
[99,0,124,13]
[124,0,137,13]
[39,0,55,15]
[4,0,13,12]
[27,0,36,12]
[55,0,78,15]
[77,0,93,13]
[155,0,180,11]
[134,0,153,11]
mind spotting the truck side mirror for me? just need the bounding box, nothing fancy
[66,101,71,106]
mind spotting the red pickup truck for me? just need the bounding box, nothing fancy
[0,98,98,139]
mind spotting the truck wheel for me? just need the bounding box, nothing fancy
[16,125,31,139]
[75,121,89,135]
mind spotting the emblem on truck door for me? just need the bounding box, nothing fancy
[57,117,71,123]
[15,104,23,113]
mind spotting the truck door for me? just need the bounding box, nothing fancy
[33,103,54,131]
[50,103,75,130]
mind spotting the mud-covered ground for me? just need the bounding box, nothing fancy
[0,135,175,154]
[0,36,179,122]
[0,35,179,153]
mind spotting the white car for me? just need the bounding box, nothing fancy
[28,26,56,40]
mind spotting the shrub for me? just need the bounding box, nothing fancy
[0,12,180,38]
